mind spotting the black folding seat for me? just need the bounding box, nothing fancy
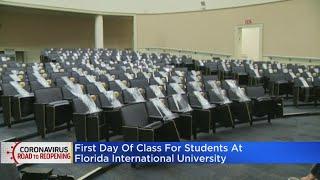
[204,61,218,75]
[118,72,135,81]
[136,71,151,80]
[98,90,123,136]
[194,60,205,72]
[153,71,169,80]
[284,71,296,95]
[186,81,204,92]
[146,97,192,140]
[204,79,221,92]
[207,82,234,128]
[222,79,252,122]
[293,77,316,107]
[108,69,124,79]
[167,94,196,139]
[129,79,149,96]
[72,94,106,141]
[182,57,194,70]
[245,86,283,121]
[188,91,216,133]
[261,68,274,92]
[121,102,180,141]
[227,86,252,125]
[2,73,26,83]
[147,98,192,140]
[61,82,86,100]
[146,85,166,99]
[173,68,188,75]
[217,62,231,80]
[85,82,108,95]
[55,76,74,87]
[167,83,186,96]
[302,71,314,80]
[202,75,219,83]
[50,72,70,83]
[149,76,166,89]
[186,70,202,82]
[1,82,34,127]
[34,87,72,138]
[122,87,146,104]
[0,164,74,180]
[168,75,185,84]
[108,80,128,93]
[232,66,248,85]
[313,77,320,104]
[268,72,289,96]
[78,75,97,85]
[30,80,51,92]
[247,68,263,86]
[99,74,115,83]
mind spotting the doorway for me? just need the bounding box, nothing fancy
[234,24,263,60]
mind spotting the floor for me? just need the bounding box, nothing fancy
[0,103,319,180]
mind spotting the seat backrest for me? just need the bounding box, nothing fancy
[121,103,148,127]
[167,94,192,112]
[72,96,101,113]
[72,97,90,114]
[130,79,149,89]
[146,85,166,99]
[2,83,19,96]
[187,81,203,92]
[167,83,185,96]
[35,87,63,103]
[202,75,218,82]
[146,98,170,117]
[188,91,212,109]
[245,86,265,98]
[30,81,47,92]
[208,88,231,104]
[123,87,145,104]
[86,83,100,95]
[99,91,123,108]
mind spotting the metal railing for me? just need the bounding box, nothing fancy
[140,47,232,59]
[263,55,320,65]
[140,47,320,65]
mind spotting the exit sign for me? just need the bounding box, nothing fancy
[245,19,253,24]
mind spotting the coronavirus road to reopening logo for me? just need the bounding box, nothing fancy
[0,142,73,164]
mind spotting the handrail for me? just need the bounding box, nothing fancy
[140,47,320,65]
[140,47,232,59]
[263,54,320,65]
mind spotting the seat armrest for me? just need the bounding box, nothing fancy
[101,105,122,110]
[190,105,203,109]
[48,100,70,106]
[149,115,164,122]
[14,95,34,100]
[20,167,53,178]
[73,110,102,116]
[144,121,163,129]
[171,110,193,114]
[256,96,271,101]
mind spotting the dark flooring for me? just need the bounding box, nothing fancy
[0,104,319,180]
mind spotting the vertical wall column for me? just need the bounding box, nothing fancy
[95,15,104,48]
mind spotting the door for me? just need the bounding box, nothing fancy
[234,24,263,60]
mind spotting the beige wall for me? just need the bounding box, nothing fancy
[0,8,94,62]
[0,0,284,14]
[104,16,133,49]
[136,0,320,58]
[0,6,133,62]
